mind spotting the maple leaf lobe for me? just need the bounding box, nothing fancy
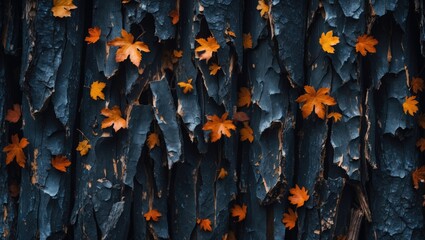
[319,31,340,54]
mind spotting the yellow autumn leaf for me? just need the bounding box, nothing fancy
[51,0,77,18]
[402,96,419,116]
[319,31,340,54]
[177,79,194,94]
[209,63,221,76]
[90,81,106,100]
[76,140,91,156]
[256,0,269,18]
[195,37,220,62]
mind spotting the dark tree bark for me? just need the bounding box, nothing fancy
[0,0,424,239]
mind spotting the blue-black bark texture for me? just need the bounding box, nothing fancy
[0,0,424,239]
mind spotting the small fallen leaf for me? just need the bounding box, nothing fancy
[233,111,250,122]
[107,29,150,67]
[243,33,253,49]
[76,140,91,156]
[197,218,212,232]
[240,122,254,143]
[147,133,160,150]
[256,0,269,17]
[327,112,342,122]
[5,104,21,123]
[51,155,71,172]
[177,79,194,94]
[402,96,419,116]
[218,168,228,179]
[144,209,162,221]
[288,184,310,208]
[90,81,106,100]
[412,166,425,189]
[411,77,424,94]
[3,134,29,168]
[169,9,179,25]
[209,63,221,76]
[319,31,340,54]
[231,204,247,222]
[416,138,425,152]
[85,27,101,44]
[51,0,77,18]
[225,29,236,38]
[202,113,236,142]
[282,208,297,230]
[237,87,251,107]
[296,86,337,119]
[101,106,127,132]
[355,34,378,56]
[173,50,183,58]
[195,36,220,62]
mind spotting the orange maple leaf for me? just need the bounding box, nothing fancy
[237,87,251,107]
[101,106,127,132]
[327,112,342,122]
[243,33,253,49]
[209,63,221,76]
[202,113,236,142]
[296,86,337,119]
[282,208,297,230]
[256,0,269,17]
[231,204,247,222]
[5,104,21,123]
[355,34,378,56]
[90,81,106,100]
[416,138,425,152]
[177,79,194,94]
[76,140,91,156]
[3,134,29,168]
[411,77,424,94]
[195,36,220,62]
[147,133,160,150]
[107,29,150,67]
[319,31,340,54]
[85,27,101,44]
[240,122,254,143]
[288,184,310,208]
[402,96,419,116]
[51,0,77,18]
[169,9,179,25]
[144,209,162,221]
[217,168,228,179]
[412,166,425,189]
[51,155,71,172]
[197,218,212,232]
[173,50,183,58]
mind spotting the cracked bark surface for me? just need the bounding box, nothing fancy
[0,0,424,239]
